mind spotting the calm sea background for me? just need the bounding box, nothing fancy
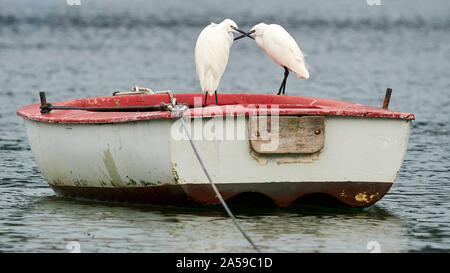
[0,0,449,252]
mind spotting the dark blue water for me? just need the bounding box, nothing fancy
[0,0,449,252]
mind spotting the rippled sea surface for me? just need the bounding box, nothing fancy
[0,0,449,252]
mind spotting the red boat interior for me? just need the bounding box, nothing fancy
[17,93,415,124]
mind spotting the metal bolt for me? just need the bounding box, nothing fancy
[314,129,321,135]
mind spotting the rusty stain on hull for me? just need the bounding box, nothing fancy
[354,192,380,203]
[50,182,392,208]
[249,149,321,166]
[249,150,268,165]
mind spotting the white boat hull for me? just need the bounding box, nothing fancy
[23,115,411,207]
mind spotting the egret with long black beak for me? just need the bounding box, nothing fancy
[195,19,252,106]
[238,23,310,95]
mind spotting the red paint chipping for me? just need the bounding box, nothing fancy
[17,93,415,124]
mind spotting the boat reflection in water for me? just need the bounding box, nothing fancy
[20,194,409,252]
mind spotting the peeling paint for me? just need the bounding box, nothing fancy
[51,178,64,186]
[125,176,137,186]
[171,162,180,184]
[140,180,160,186]
[88,98,98,105]
[73,179,88,187]
[355,192,380,202]
[369,192,379,199]
[355,192,370,203]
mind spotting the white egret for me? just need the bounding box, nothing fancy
[195,19,251,105]
[246,23,310,95]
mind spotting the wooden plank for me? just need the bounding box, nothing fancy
[249,116,325,154]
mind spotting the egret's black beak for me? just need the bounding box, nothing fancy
[231,27,255,41]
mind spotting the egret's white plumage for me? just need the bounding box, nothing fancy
[195,19,238,98]
[250,23,309,83]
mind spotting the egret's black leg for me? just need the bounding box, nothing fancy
[204,93,207,107]
[215,90,218,105]
[282,67,289,95]
[277,75,287,95]
[277,66,289,95]
[277,80,284,95]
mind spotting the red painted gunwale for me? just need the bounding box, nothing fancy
[17,93,415,124]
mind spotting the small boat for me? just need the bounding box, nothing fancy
[17,91,414,207]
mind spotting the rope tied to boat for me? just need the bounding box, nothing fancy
[171,103,261,253]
